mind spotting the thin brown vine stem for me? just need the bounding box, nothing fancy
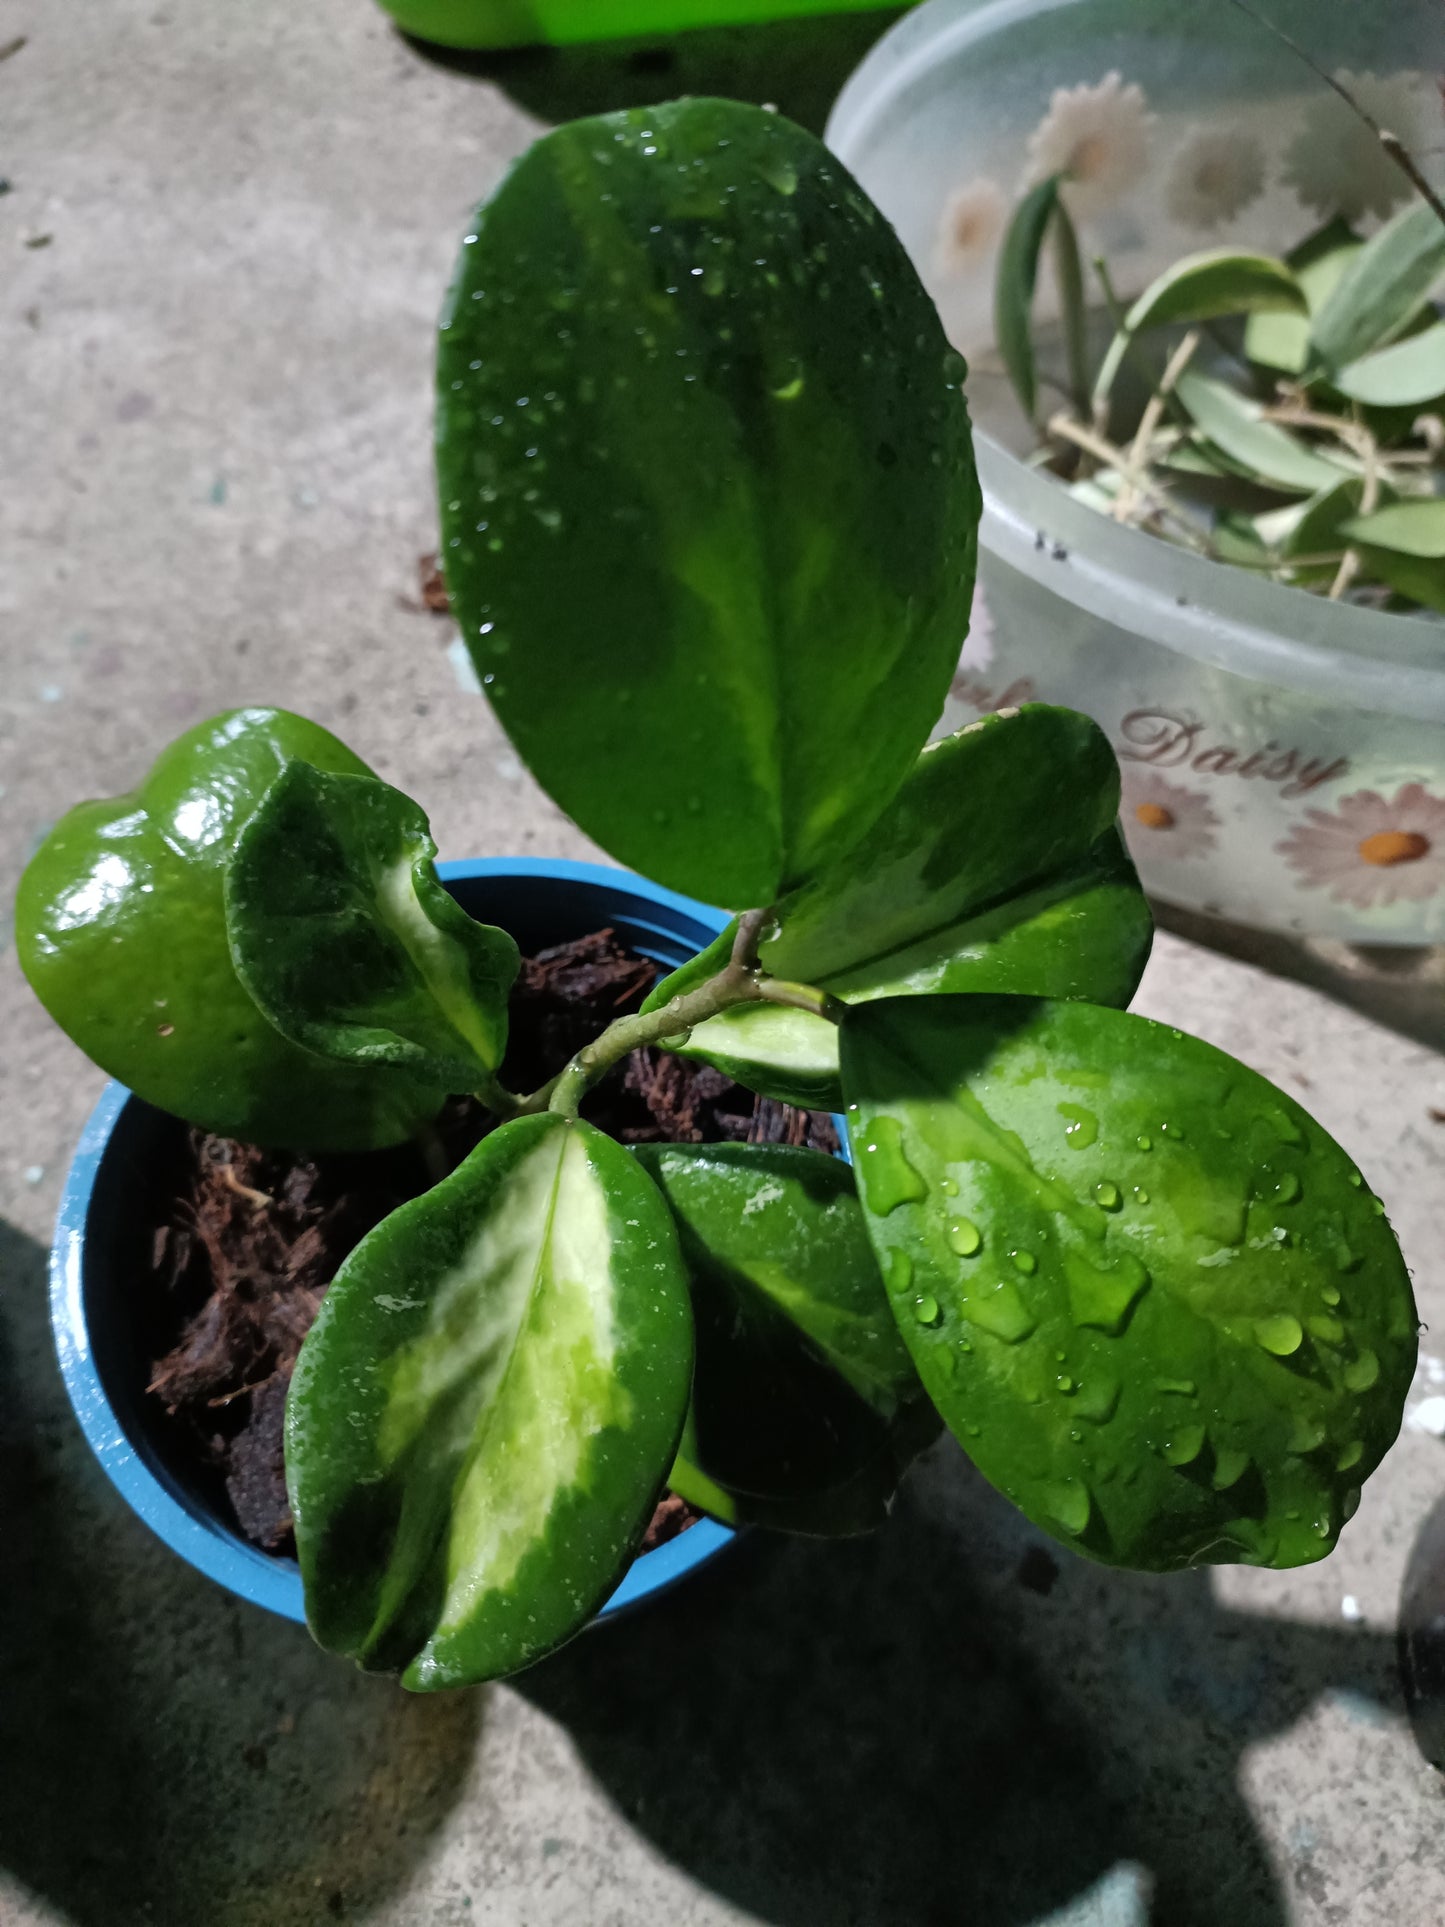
[538,922,841,1121]
[1329,415,1382,602]
[1222,0,1445,230]
[729,906,772,972]
[1046,413,1213,553]
[1116,329,1201,524]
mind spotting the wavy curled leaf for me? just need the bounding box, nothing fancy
[15,708,449,1152]
[841,996,1417,1574]
[227,764,519,1091]
[1096,250,1305,409]
[642,707,1152,1108]
[435,97,980,909]
[287,1113,694,1689]
[636,1143,937,1534]
[1312,202,1445,372]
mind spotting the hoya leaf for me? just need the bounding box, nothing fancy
[1095,251,1305,409]
[287,1113,694,1689]
[227,763,519,1091]
[1211,515,1270,569]
[1246,219,1361,376]
[643,708,1152,1108]
[1174,372,1348,496]
[1278,479,1373,588]
[841,996,1417,1573]
[14,708,450,1153]
[1312,201,1445,372]
[995,176,1060,421]
[1340,500,1445,560]
[636,1142,938,1535]
[1357,547,1445,615]
[436,98,980,909]
[1335,325,1445,407]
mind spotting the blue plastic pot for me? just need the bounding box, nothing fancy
[49,858,737,1628]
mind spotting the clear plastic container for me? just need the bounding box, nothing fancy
[828,0,1445,943]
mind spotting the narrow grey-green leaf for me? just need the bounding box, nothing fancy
[1096,250,1304,408]
[841,996,1416,1573]
[642,708,1152,1108]
[1341,499,1445,560]
[1174,372,1349,495]
[1246,218,1360,376]
[637,1142,938,1535]
[1335,325,1445,407]
[1312,202,1445,371]
[1278,478,1372,588]
[436,98,980,908]
[995,176,1060,421]
[226,763,519,1091]
[1357,547,1445,614]
[287,1113,694,1689]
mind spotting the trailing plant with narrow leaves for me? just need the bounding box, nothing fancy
[994,133,1445,613]
[17,98,1418,1691]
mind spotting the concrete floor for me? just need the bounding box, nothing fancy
[3,3,1445,1922]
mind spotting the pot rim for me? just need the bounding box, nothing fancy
[825,0,1445,715]
[49,856,738,1629]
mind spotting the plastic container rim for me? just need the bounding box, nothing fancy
[825,0,1445,716]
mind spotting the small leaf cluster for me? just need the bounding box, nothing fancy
[999,181,1445,611]
[17,100,1418,1691]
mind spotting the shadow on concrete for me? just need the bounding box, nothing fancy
[1400,1487,1445,1774]
[1156,901,1445,1056]
[521,1442,1405,1927]
[399,10,907,135]
[0,1218,482,1927]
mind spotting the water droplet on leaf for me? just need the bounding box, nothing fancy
[1344,1349,1380,1392]
[1065,1250,1150,1335]
[1058,1103,1098,1149]
[856,1116,928,1216]
[1254,1314,1303,1357]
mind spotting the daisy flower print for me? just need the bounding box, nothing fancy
[1025,72,1152,220]
[1120,773,1221,862]
[1278,783,1445,910]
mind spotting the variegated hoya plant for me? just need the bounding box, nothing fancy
[18,100,1418,1690]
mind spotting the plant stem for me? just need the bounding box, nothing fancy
[1046,412,1212,553]
[539,917,841,1121]
[1116,329,1200,524]
[1222,0,1445,230]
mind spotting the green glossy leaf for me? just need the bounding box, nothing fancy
[1245,219,1360,376]
[288,1112,693,1689]
[436,98,980,909]
[1211,514,1270,569]
[1174,372,1348,495]
[227,764,518,1091]
[643,708,1153,1108]
[14,709,449,1151]
[1335,325,1445,407]
[1312,202,1445,372]
[636,1142,937,1535]
[1340,499,1445,560]
[1355,546,1445,614]
[841,996,1417,1573]
[1278,479,1371,588]
[995,176,1059,421]
[1095,250,1305,408]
